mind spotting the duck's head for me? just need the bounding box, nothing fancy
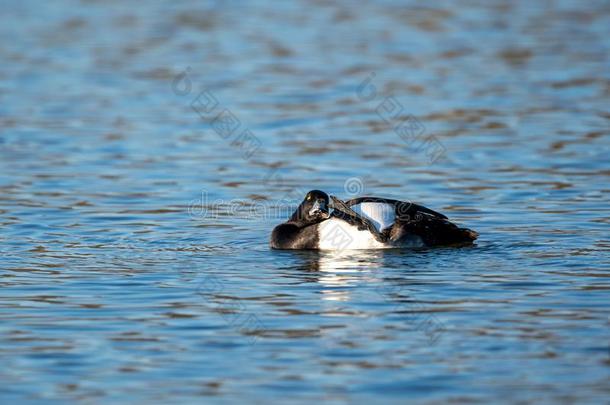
[290,190,330,224]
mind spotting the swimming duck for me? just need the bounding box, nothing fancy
[270,190,478,250]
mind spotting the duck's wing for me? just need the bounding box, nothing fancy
[344,196,447,220]
[329,195,387,243]
[389,213,478,246]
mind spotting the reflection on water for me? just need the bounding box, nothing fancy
[1,0,610,402]
[298,250,385,301]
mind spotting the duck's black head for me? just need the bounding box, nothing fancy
[289,190,330,225]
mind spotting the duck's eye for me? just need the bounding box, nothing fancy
[306,195,312,201]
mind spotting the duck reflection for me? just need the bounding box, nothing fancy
[289,249,389,301]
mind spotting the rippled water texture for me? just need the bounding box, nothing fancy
[1,0,609,403]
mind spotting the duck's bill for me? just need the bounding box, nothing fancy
[309,200,330,219]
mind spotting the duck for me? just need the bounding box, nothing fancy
[270,190,478,250]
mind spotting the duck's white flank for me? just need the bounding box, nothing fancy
[318,203,426,250]
[350,202,396,232]
[318,218,389,250]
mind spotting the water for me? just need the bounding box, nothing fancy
[1,0,609,402]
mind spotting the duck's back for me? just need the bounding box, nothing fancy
[344,196,478,247]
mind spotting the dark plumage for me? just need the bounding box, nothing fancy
[270,190,478,250]
[342,196,478,247]
[270,190,329,250]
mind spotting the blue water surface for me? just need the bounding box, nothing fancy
[1,0,609,403]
